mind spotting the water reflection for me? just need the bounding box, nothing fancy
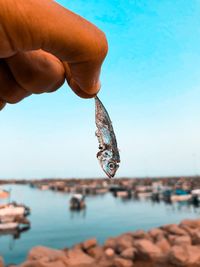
[2,185,200,265]
[113,190,200,215]
[70,208,87,219]
[0,225,30,240]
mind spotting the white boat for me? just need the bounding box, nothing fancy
[0,222,18,231]
[171,194,192,202]
[191,189,200,196]
[0,205,25,217]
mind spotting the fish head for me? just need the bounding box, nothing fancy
[103,160,119,178]
[98,150,119,179]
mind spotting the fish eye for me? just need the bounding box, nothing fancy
[108,162,115,170]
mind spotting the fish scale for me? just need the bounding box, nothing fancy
[95,96,120,178]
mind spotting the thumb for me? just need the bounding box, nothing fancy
[0,0,108,97]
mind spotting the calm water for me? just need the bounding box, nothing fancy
[1,184,200,265]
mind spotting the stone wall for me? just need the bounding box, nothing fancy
[4,219,200,267]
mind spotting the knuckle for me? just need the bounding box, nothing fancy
[6,95,22,104]
[3,88,30,104]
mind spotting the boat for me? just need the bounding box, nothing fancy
[0,203,30,217]
[0,189,9,199]
[191,189,200,205]
[0,216,30,232]
[70,194,86,210]
[0,222,19,231]
[171,188,192,202]
[171,194,192,202]
[115,190,132,198]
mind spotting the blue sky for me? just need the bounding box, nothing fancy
[0,0,200,178]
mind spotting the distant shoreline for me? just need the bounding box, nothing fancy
[1,175,200,185]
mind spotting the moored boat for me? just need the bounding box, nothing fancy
[70,194,86,210]
[0,203,30,217]
[0,222,18,231]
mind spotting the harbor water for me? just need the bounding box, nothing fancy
[1,184,200,265]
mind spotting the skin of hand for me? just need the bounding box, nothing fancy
[0,0,108,110]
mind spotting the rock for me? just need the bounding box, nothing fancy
[155,234,166,242]
[97,258,115,267]
[172,235,191,246]
[168,244,200,267]
[0,257,4,267]
[187,245,200,266]
[132,230,148,240]
[116,234,134,253]
[28,246,66,262]
[19,260,66,267]
[105,248,115,258]
[66,248,95,267]
[163,224,187,236]
[167,235,176,245]
[120,247,136,260]
[179,224,197,237]
[104,238,117,250]
[87,246,104,260]
[191,230,200,245]
[148,228,163,240]
[114,257,134,267]
[155,238,171,253]
[72,243,83,250]
[82,238,97,251]
[134,239,162,261]
[180,219,200,229]
[168,245,188,266]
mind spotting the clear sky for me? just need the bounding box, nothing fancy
[1,0,200,179]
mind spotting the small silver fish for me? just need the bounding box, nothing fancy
[95,96,120,178]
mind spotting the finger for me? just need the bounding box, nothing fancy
[6,50,65,94]
[0,0,108,97]
[0,100,6,110]
[0,60,30,104]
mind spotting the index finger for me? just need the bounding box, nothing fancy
[0,0,108,97]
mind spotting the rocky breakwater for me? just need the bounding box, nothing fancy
[4,219,200,267]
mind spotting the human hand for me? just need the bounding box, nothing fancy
[0,0,108,110]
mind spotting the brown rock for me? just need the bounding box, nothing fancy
[114,257,134,267]
[172,235,191,246]
[66,248,95,267]
[168,244,200,267]
[148,228,163,240]
[97,258,115,267]
[191,230,200,245]
[20,260,66,267]
[167,235,176,245]
[179,224,197,237]
[180,219,200,229]
[82,238,97,251]
[155,233,166,242]
[28,246,66,261]
[134,239,162,261]
[168,245,188,266]
[116,234,134,253]
[163,224,187,236]
[72,243,83,250]
[120,247,136,260]
[104,237,117,250]
[132,230,148,239]
[0,257,4,267]
[187,245,200,266]
[105,248,115,258]
[87,246,104,260]
[155,238,171,253]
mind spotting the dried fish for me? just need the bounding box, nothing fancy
[95,96,120,178]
